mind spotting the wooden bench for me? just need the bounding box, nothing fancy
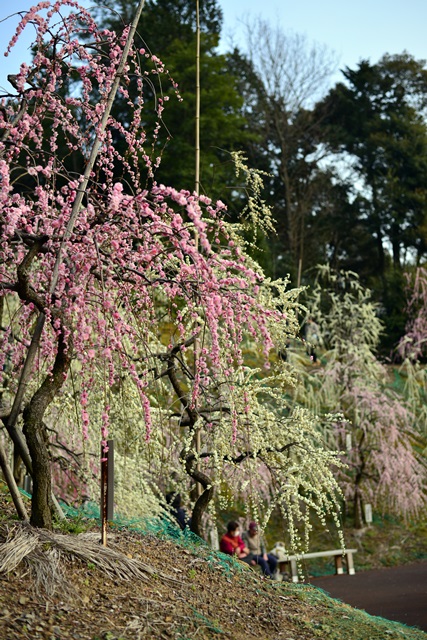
[277,548,357,583]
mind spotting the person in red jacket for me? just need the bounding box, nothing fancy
[219,521,252,563]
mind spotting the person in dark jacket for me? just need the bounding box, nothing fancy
[165,492,191,530]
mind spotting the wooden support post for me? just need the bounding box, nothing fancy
[106,439,114,522]
[334,554,344,575]
[0,440,28,521]
[23,475,32,494]
[100,439,114,546]
[346,551,355,575]
[290,558,298,583]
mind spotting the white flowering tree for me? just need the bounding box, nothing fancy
[0,2,344,546]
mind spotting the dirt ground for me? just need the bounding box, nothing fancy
[0,521,335,640]
[0,488,426,640]
[0,524,426,640]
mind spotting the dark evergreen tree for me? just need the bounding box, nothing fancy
[317,54,427,273]
[91,0,250,199]
[317,53,427,350]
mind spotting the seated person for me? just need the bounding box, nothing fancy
[242,521,278,578]
[219,521,252,563]
[165,492,191,530]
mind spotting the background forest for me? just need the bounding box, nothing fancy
[0,0,426,554]
[89,0,427,353]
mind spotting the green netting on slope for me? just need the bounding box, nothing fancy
[16,490,427,639]
[17,489,243,576]
[56,498,243,576]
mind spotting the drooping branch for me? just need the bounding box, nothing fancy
[0,98,28,156]
[185,440,301,466]
[47,0,147,298]
[0,440,28,520]
[5,0,148,433]
[1,0,147,528]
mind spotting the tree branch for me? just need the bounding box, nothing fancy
[185,440,300,466]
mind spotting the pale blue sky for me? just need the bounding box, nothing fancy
[0,1,426,92]
[219,0,427,76]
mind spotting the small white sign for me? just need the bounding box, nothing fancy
[364,503,373,524]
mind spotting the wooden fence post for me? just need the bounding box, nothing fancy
[101,439,114,546]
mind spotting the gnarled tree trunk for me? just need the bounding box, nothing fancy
[23,333,71,529]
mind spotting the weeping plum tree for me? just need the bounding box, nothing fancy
[296,267,427,528]
[395,266,427,437]
[398,266,427,362]
[0,2,345,543]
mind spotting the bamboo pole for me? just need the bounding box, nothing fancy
[194,0,202,499]
[195,0,201,198]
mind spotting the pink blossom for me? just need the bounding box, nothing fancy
[0,0,293,514]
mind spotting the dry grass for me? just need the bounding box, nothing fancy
[0,521,178,603]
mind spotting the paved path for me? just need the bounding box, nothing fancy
[308,561,427,632]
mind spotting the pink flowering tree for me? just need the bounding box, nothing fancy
[398,266,427,361]
[296,266,427,528]
[395,266,427,442]
[0,2,345,543]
